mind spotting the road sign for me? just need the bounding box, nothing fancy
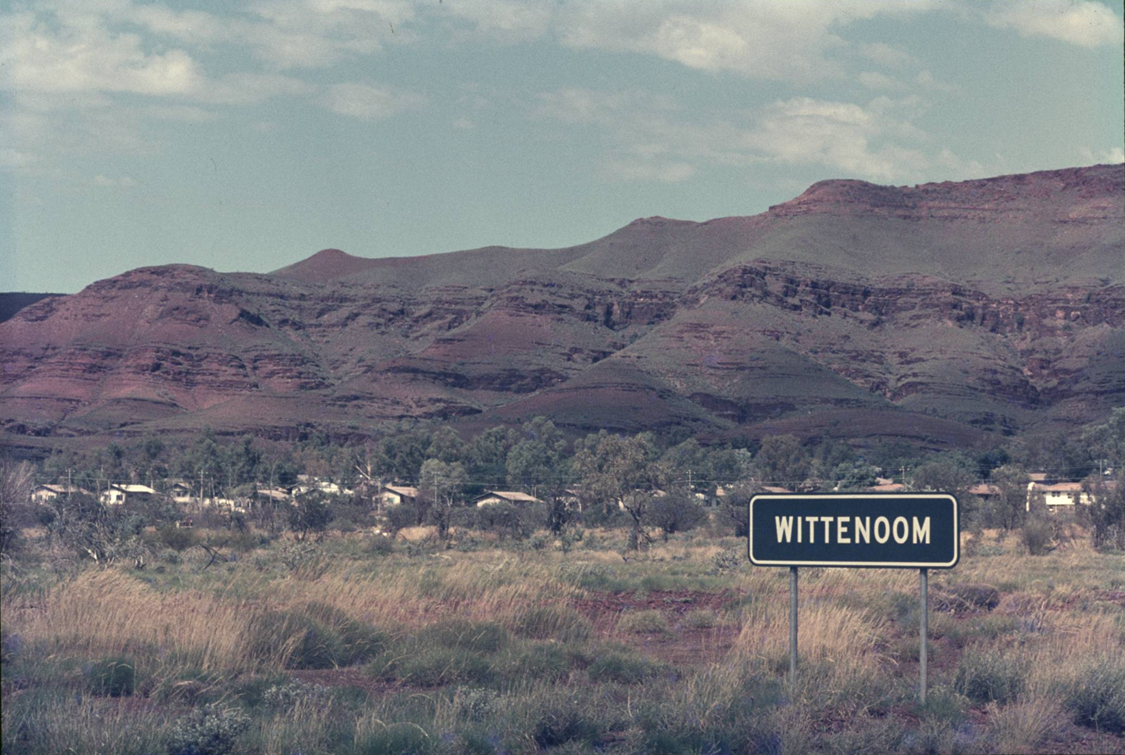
[748,493,959,569]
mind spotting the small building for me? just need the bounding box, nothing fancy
[1027,481,1090,509]
[762,485,791,494]
[101,484,158,505]
[968,483,1000,500]
[869,478,906,493]
[255,487,291,505]
[169,481,195,504]
[380,485,419,508]
[475,490,543,507]
[31,484,90,503]
[292,478,352,497]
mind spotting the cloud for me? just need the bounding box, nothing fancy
[322,82,426,120]
[0,148,37,170]
[554,1,936,82]
[1079,146,1125,164]
[858,71,902,90]
[601,159,696,183]
[137,105,219,122]
[857,41,917,68]
[984,0,1123,47]
[535,87,981,184]
[2,10,203,96]
[437,0,553,41]
[92,174,139,187]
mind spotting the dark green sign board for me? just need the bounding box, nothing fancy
[748,493,959,569]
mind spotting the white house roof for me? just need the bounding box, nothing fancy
[383,485,419,497]
[477,490,542,504]
[36,483,85,494]
[111,484,158,494]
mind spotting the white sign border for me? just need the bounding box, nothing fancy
[748,492,959,569]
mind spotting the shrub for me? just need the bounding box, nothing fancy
[683,609,718,629]
[934,584,1001,613]
[616,610,670,635]
[502,643,573,682]
[512,604,593,643]
[1066,662,1125,734]
[416,619,510,654]
[646,491,707,540]
[166,704,250,755]
[710,548,743,575]
[86,656,135,697]
[533,706,601,749]
[302,602,389,665]
[367,534,395,556]
[1020,517,1055,555]
[262,679,334,710]
[954,647,1026,704]
[587,651,669,684]
[156,525,197,552]
[382,503,419,538]
[352,725,433,755]
[245,609,345,669]
[392,647,495,687]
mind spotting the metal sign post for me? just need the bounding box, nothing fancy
[920,567,928,705]
[789,566,798,690]
[748,493,958,703]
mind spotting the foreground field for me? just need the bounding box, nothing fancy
[2,526,1123,755]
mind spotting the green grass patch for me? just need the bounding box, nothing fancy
[511,604,592,643]
[587,649,670,684]
[86,656,135,697]
[954,646,1026,704]
[616,610,670,635]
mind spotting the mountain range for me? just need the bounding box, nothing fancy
[2,164,1122,455]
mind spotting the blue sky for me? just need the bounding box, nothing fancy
[2,0,1122,293]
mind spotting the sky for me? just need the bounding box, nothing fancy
[1,0,1123,294]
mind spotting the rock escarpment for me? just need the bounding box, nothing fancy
[2,164,1122,450]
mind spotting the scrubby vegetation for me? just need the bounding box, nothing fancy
[1,410,1123,753]
[2,511,1122,754]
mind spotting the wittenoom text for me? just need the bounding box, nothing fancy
[774,515,931,545]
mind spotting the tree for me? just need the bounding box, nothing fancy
[288,492,334,542]
[419,458,467,541]
[832,460,880,491]
[911,459,977,521]
[573,431,666,550]
[752,435,811,488]
[646,488,707,541]
[0,460,35,554]
[468,426,519,495]
[1082,408,1125,549]
[990,465,1029,530]
[506,418,572,534]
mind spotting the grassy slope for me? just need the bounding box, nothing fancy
[3,523,1123,755]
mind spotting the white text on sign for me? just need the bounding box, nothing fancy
[774,516,931,545]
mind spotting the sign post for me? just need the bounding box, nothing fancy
[920,568,928,704]
[789,566,798,689]
[748,493,958,704]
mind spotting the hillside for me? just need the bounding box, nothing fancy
[2,164,1122,453]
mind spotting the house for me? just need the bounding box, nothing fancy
[968,483,1000,499]
[475,490,543,507]
[255,487,291,505]
[869,477,906,493]
[762,485,791,494]
[1027,481,1091,510]
[380,485,419,508]
[100,484,158,505]
[292,477,353,497]
[169,481,195,504]
[31,484,90,503]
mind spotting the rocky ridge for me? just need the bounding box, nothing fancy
[2,164,1122,451]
